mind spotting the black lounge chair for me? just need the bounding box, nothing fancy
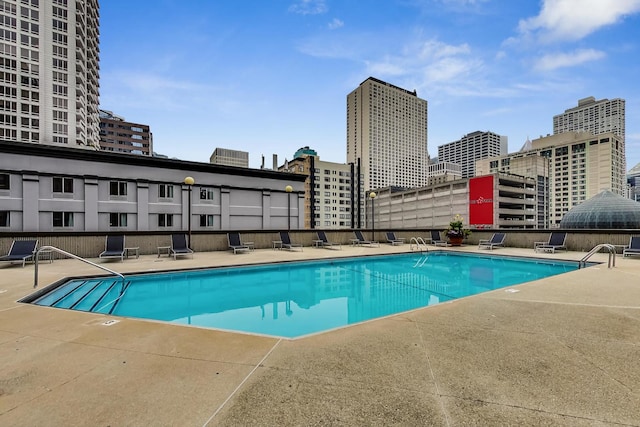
[478,233,506,250]
[316,231,341,249]
[429,230,447,246]
[279,231,303,251]
[534,232,567,253]
[227,232,251,254]
[623,236,640,258]
[352,230,379,247]
[386,232,405,245]
[99,235,125,262]
[171,234,194,259]
[0,239,37,267]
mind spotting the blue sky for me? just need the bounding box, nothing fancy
[99,0,640,171]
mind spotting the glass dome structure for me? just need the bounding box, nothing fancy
[559,190,640,229]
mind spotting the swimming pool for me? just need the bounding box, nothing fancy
[23,252,584,338]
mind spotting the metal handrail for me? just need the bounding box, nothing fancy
[410,237,428,252]
[34,245,126,289]
[579,243,616,269]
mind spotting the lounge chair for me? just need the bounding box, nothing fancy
[386,232,405,245]
[99,235,125,262]
[534,232,567,253]
[478,233,506,250]
[623,236,640,258]
[227,232,251,254]
[279,231,303,251]
[428,230,447,246]
[352,230,379,247]
[0,239,38,267]
[316,231,341,249]
[170,234,194,259]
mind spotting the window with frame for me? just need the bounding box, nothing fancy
[158,213,173,227]
[109,213,127,227]
[0,211,8,227]
[0,173,9,190]
[199,214,214,227]
[109,181,127,196]
[52,176,73,193]
[52,211,73,227]
[158,184,173,198]
[199,188,214,200]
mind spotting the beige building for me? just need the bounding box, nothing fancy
[476,131,625,227]
[0,0,100,148]
[372,173,537,231]
[427,162,462,185]
[279,149,364,229]
[209,148,249,168]
[347,77,429,192]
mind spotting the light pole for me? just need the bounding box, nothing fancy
[285,185,293,231]
[184,176,195,249]
[369,191,376,241]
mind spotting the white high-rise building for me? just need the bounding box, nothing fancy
[346,77,428,192]
[553,96,625,172]
[438,131,508,178]
[0,0,100,148]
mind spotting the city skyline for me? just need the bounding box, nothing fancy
[99,0,640,171]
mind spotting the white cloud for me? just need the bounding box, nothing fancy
[518,0,640,43]
[288,0,327,15]
[328,18,344,30]
[534,48,606,71]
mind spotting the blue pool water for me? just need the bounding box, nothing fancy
[27,252,582,338]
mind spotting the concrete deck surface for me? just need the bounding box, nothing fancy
[1,244,640,426]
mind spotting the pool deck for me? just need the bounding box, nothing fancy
[2,244,640,426]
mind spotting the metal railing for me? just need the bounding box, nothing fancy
[34,245,125,289]
[579,243,616,269]
[410,237,428,252]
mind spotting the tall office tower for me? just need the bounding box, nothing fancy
[346,77,428,192]
[553,96,626,172]
[99,110,152,156]
[209,147,249,167]
[438,131,508,179]
[0,0,100,148]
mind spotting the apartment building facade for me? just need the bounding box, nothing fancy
[346,77,429,192]
[438,131,508,179]
[0,0,100,148]
[553,96,626,173]
[99,110,152,156]
[209,147,249,168]
[279,148,364,229]
[476,131,625,227]
[0,141,305,233]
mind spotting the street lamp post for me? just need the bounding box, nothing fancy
[369,191,376,241]
[285,185,293,231]
[184,176,195,249]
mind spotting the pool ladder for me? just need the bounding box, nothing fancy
[410,237,428,252]
[33,245,126,289]
[579,244,616,269]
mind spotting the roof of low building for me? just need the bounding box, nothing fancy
[559,190,640,229]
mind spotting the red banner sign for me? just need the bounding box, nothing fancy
[469,175,494,226]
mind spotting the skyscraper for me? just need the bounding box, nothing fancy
[0,0,100,148]
[438,130,508,179]
[346,77,428,191]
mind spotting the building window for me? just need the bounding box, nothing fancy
[52,211,74,227]
[0,211,8,227]
[109,213,127,227]
[52,176,73,193]
[199,214,214,227]
[109,181,127,196]
[0,173,9,190]
[158,184,173,198]
[199,188,214,200]
[158,213,173,227]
